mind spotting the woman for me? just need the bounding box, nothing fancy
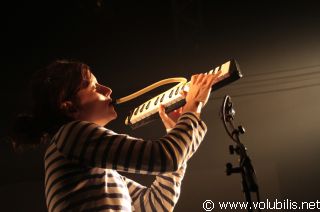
[11,59,218,212]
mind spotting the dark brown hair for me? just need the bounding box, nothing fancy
[8,59,91,151]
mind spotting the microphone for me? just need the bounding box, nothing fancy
[221,95,235,122]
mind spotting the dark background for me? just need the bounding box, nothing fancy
[1,0,320,211]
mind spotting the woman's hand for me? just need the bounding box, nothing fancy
[158,104,183,132]
[158,71,220,130]
[183,72,221,116]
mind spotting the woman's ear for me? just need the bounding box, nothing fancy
[60,101,79,118]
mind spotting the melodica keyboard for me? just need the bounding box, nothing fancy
[125,59,243,129]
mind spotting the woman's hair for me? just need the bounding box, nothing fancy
[8,59,92,151]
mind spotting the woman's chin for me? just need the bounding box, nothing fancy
[111,111,117,120]
[105,111,117,124]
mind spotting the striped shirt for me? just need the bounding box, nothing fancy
[44,112,207,211]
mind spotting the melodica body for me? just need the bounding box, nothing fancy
[125,59,243,129]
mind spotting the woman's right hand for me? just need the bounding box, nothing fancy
[182,72,221,117]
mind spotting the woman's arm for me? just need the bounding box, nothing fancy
[122,121,207,212]
[122,162,187,212]
[51,112,206,175]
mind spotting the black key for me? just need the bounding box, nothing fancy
[160,93,165,102]
[140,103,145,113]
[175,86,180,95]
[154,96,160,105]
[169,89,174,98]
[134,106,140,115]
[146,101,151,110]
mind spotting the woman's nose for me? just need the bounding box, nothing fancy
[106,87,112,96]
[99,84,112,96]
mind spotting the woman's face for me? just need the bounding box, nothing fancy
[74,73,117,126]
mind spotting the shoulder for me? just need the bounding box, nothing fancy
[53,120,109,139]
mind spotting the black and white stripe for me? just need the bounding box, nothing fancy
[44,112,207,211]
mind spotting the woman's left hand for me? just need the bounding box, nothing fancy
[158,104,183,132]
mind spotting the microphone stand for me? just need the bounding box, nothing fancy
[221,95,261,212]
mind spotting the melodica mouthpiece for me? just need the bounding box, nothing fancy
[110,99,118,106]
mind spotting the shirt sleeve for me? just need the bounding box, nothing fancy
[53,112,207,175]
[184,118,207,162]
[121,163,187,212]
